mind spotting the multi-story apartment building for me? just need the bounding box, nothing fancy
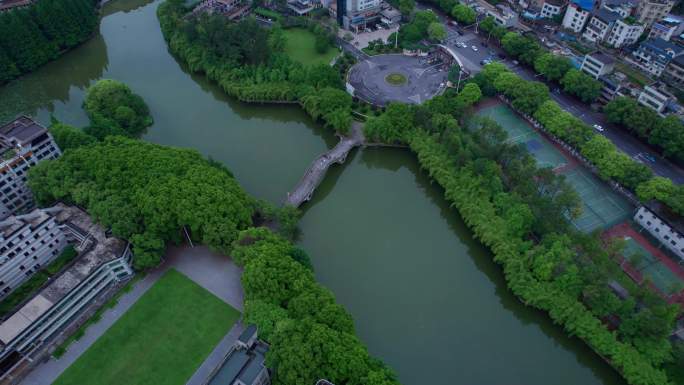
[0,203,133,382]
[605,17,644,47]
[637,82,677,113]
[634,206,684,261]
[580,51,616,78]
[630,37,684,76]
[635,0,676,27]
[582,8,621,43]
[649,17,680,41]
[562,2,592,33]
[0,209,68,299]
[333,0,380,30]
[664,54,684,86]
[0,117,61,220]
[541,0,567,18]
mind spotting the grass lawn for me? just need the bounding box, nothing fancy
[283,28,339,66]
[615,62,652,87]
[53,269,240,385]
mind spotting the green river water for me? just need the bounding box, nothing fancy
[0,1,626,384]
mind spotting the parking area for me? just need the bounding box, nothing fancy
[348,54,448,106]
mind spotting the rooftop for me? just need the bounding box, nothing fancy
[0,203,129,346]
[570,0,594,11]
[207,328,269,385]
[0,0,32,10]
[543,0,566,7]
[593,7,621,23]
[588,51,615,65]
[640,38,684,56]
[0,116,48,147]
[0,209,53,240]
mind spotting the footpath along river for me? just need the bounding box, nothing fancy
[0,0,625,383]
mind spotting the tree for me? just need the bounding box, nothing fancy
[28,137,255,269]
[49,121,97,151]
[447,63,461,84]
[398,0,415,17]
[533,52,573,82]
[560,69,601,103]
[427,22,447,42]
[83,79,153,139]
[451,4,475,24]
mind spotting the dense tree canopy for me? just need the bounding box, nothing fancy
[0,0,99,84]
[451,4,476,24]
[233,228,399,385]
[605,97,684,162]
[158,0,351,133]
[83,79,153,139]
[28,137,255,269]
[48,121,97,151]
[560,69,601,103]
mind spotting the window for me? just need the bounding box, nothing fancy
[664,235,670,240]
[671,240,676,246]
[655,228,660,232]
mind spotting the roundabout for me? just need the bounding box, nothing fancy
[347,53,451,106]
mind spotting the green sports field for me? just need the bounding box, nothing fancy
[283,28,339,66]
[53,269,240,385]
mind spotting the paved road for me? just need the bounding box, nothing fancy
[21,246,244,385]
[414,0,684,184]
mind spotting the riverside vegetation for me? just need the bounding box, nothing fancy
[27,77,399,384]
[363,67,681,384]
[0,0,100,84]
[153,2,683,382]
[157,0,353,134]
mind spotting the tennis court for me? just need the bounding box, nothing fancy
[476,103,632,232]
[623,237,682,293]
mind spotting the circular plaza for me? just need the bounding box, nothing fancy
[347,49,458,106]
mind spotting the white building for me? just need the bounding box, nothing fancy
[333,0,381,30]
[0,203,133,382]
[605,18,644,48]
[582,8,621,43]
[634,206,684,261]
[635,0,676,27]
[562,2,591,33]
[540,0,566,18]
[602,0,636,18]
[0,117,61,220]
[0,209,68,299]
[486,4,519,27]
[580,52,616,79]
[637,82,676,114]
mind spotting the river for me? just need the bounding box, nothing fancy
[0,0,625,384]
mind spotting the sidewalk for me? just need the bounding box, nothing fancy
[21,245,245,385]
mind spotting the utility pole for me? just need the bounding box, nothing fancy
[456,68,462,91]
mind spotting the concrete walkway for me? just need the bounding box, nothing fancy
[285,121,365,207]
[21,245,244,385]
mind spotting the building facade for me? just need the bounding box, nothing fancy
[630,37,684,76]
[0,203,133,382]
[562,2,591,33]
[637,82,676,113]
[664,54,684,86]
[0,209,68,300]
[540,0,566,18]
[581,52,616,78]
[486,4,519,27]
[635,0,676,27]
[605,18,644,47]
[334,0,380,30]
[634,206,684,261]
[0,117,61,220]
[582,8,621,43]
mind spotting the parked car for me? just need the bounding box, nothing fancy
[471,45,478,51]
[592,124,604,132]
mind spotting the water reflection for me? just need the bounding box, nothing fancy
[0,34,108,123]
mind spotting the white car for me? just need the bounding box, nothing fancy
[471,45,478,51]
[592,124,604,132]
